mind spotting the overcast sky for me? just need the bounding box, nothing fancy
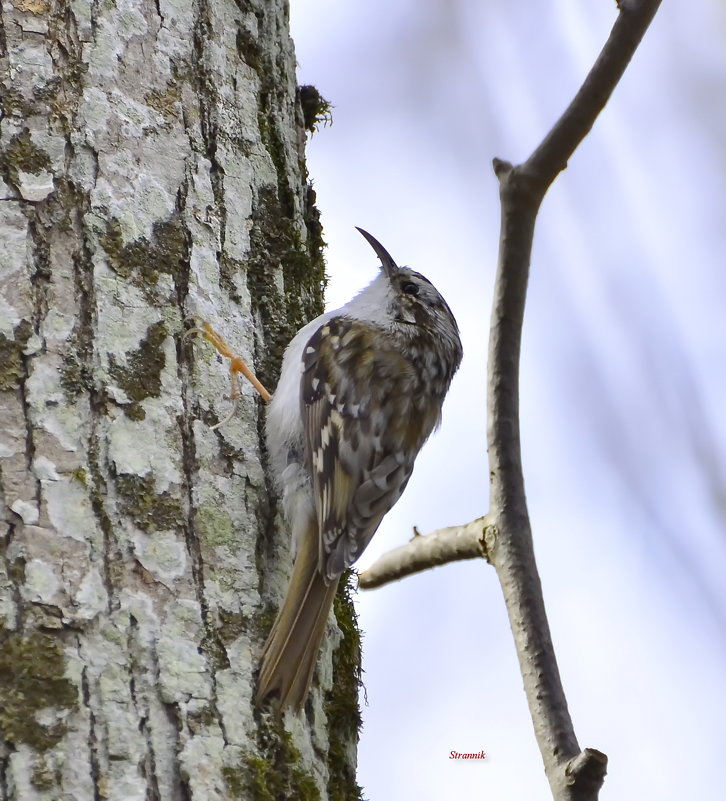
[289,2,726,799]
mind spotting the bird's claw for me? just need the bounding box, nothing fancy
[184,320,272,428]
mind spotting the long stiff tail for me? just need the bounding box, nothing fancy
[256,524,340,711]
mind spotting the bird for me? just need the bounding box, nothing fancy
[254,227,463,711]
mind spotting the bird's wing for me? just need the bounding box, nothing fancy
[301,316,427,580]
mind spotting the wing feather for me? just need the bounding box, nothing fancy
[301,316,436,581]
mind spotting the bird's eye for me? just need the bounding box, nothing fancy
[401,281,419,296]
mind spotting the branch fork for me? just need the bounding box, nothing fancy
[360,3,662,798]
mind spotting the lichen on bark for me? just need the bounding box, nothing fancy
[0,0,361,797]
[0,631,78,751]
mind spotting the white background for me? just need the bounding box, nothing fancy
[290,2,726,798]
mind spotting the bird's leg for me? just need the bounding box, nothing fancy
[185,321,271,427]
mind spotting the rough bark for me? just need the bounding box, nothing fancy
[0,1,359,799]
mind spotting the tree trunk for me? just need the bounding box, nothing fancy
[0,1,360,798]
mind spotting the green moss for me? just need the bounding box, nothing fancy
[224,716,320,801]
[257,99,296,219]
[144,84,181,125]
[0,631,78,750]
[0,320,33,390]
[125,402,146,421]
[100,216,189,301]
[0,79,62,120]
[245,15,302,220]
[99,218,126,271]
[70,466,89,486]
[236,24,261,71]
[33,76,62,106]
[325,571,364,801]
[298,85,333,134]
[200,629,230,671]
[219,254,245,304]
[226,1,328,393]
[30,755,58,789]
[115,472,183,533]
[222,763,249,799]
[109,320,167,406]
[252,605,277,642]
[217,608,248,645]
[8,557,26,584]
[246,185,326,388]
[302,183,326,294]
[85,430,124,595]
[0,129,52,185]
[1,88,33,117]
[0,334,25,391]
[245,755,320,801]
[59,323,94,398]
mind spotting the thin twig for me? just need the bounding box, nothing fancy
[358,517,489,589]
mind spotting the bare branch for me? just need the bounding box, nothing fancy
[487,3,661,800]
[358,517,489,590]
[362,2,662,798]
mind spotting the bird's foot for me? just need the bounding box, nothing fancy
[184,320,271,428]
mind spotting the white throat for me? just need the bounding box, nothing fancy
[335,272,393,327]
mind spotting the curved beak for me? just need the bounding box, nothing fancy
[356,227,399,276]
